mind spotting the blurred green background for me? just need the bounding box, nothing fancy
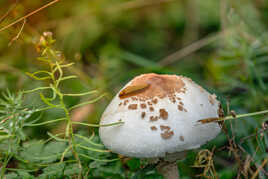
[0,0,268,178]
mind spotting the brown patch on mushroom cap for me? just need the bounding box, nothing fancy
[179,101,184,105]
[119,73,185,100]
[152,98,158,104]
[140,103,147,109]
[149,107,154,112]
[178,105,183,111]
[169,95,176,103]
[141,112,146,119]
[119,83,150,99]
[128,104,138,110]
[131,96,138,101]
[159,109,168,120]
[123,100,129,106]
[179,135,184,141]
[150,126,157,131]
[119,102,122,106]
[160,125,171,131]
[208,94,217,105]
[161,130,174,139]
[150,116,158,121]
[160,125,174,139]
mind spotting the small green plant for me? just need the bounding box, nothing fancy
[0,32,123,178]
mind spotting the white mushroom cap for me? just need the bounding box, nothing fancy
[99,73,221,158]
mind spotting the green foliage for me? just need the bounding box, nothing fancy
[0,32,123,178]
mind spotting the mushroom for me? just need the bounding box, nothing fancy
[99,73,221,178]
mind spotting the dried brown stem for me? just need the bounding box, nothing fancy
[0,0,60,33]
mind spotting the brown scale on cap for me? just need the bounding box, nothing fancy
[150,126,157,131]
[169,96,176,103]
[140,103,147,109]
[160,125,174,139]
[123,100,129,106]
[149,107,154,112]
[141,112,146,119]
[159,109,168,120]
[152,98,158,104]
[161,131,174,139]
[119,102,122,106]
[179,101,184,106]
[178,105,183,111]
[160,125,171,131]
[128,104,138,110]
[147,101,152,106]
[150,116,158,121]
[131,96,138,101]
[118,73,185,101]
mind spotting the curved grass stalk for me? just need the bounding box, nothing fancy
[22,86,52,94]
[40,93,58,107]
[24,117,66,126]
[33,153,63,160]
[36,160,77,167]
[223,109,268,121]
[60,145,72,162]
[58,62,75,68]
[198,109,268,124]
[78,153,119,162]
[72,121,124,127]
[34,105,61,112]
[63,90,98,97]
[42,132,65,144]
[69,94,106,110]
[47,132,68,142]
[24,113,43,126]
[75,134,104,147]
[59,75,77,82]
[26,72,51,81]
[76,144,110,153]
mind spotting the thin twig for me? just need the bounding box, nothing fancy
[198,109,268,124]
[8,19,26,46]
[0,0,18,23]
[113,0,175,11]
[159,28,233,66]
[0,0,60,32]
[251,158,268,179]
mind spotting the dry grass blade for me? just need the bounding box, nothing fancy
[192,147,218,178]
[159,29,233,66]
[8,19,26,46]
[0,0,18,23]
[0,0,60,33]
[113,0,175,11]
[198,109,268,124]
[251,158,268,179]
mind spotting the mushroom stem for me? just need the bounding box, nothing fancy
[157,161,179,179]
